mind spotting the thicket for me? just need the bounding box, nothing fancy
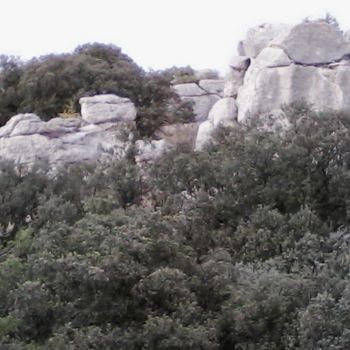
[2,105,350,349]
[0,43,194,136]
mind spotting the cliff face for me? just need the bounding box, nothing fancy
[1,20,350,166]
[195,21,350,149]
[0,95,136,166]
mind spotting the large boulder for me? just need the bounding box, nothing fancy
[195,98,237,150]
[237,62,350,122]
[224,56,251,97]
[198,79,225,96]
[236,22,350,121]
[0,95,137,166]
[238,23,292,58]
[173,82,223,122]
[271,21,350,64]
[80,94,137,124]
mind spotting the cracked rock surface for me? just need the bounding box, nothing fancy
[174,80,224,121]
[237,21,350,121]
[0,95,136,166]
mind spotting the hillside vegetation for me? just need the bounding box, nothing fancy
[1,104,350,349]
[0,44,195,136]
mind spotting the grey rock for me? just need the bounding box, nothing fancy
[174,83,221,121]
[237,63,350,121]
[198,79,224,96]
[173,83,207,97]
[194,120,214,151]
[271,21,350,64]
[208,98,238,127]
[195,98,237,150]
[238,23,292,58]
[224,56,251,98]
[229,56,251,71]
[80,94,137,124]
[0,111,135,167]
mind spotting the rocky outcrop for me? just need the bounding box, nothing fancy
[238,23,292,58]
[195,98,238,150]
[224,56,251,98]
[80,94,137,124]
[237,21,350,121]
[195,20,350,149]
[0,95,136,166]
[3,21,350,164]
[174,80,224,121]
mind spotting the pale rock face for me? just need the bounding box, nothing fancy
[198,79,224,96]
[208,98,238,127]
[195,120,214,151]
[174,82,221,122]
[344,29,350,42]
[195,98,237,150]
[236,21,350,122]
[80,94,137,124]
[173,83,207,97]
[253,47,292,68]
[237,63,350,121]
[271,21,350,64]
[224,56,251,97]
[0,95,136,166]
[238,23,292,58]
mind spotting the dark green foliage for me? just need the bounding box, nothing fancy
[0,44,194,137]
[4,105,350,348]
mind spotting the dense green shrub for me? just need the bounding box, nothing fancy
[0,44,194,137]
[3,105,350,348]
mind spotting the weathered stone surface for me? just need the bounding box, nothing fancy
[80,94,137,124]
[235,21,350,122]
[208,98,238,127]
[198,79,224,96]
[0,97,136,166]
[271,21,350,64]
[229,56,251,71]
[224,56,251,97]
[237,63,350,121]
[174,83,221,121]
[254,47,292,68]
[344,29,350,42]
[195,98,237,150]
[238,23,292,58]
[194,120,214,151]
[173,83,207,97]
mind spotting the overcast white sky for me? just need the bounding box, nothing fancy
[1,0,349,74]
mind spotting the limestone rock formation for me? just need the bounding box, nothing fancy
[80,94,137,124]
[195,98,237,150]
[173,80,224,121]
[3,20,350,164]
[271,21,350,64]
[224,56,251,97]
[238,23,292,58]
[237,21,350,121]
[0,95,137,166]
